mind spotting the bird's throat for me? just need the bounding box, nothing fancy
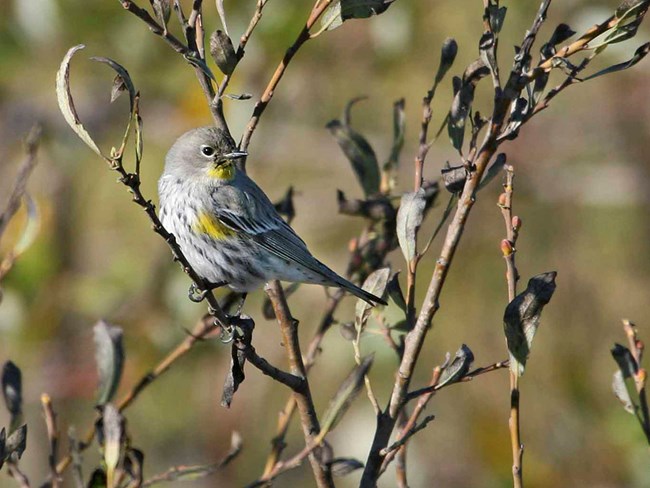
[207,161,235,180]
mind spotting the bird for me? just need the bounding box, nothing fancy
[158,126,386,309]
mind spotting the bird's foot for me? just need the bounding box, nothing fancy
[188,281,227,303]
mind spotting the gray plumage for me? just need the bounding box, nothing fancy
[158,126,385,305]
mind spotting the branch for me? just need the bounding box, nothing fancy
[265,280,334,487]
[41,394,60,488]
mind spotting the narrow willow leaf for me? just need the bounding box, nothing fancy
[0,428,5,470]
[435,38,458,85]
[385,98,405,172]
[151,0,172,27]
[612,370,636,414]
[355,268,390,332]
[548,23,576,46]
[56,45,105,158]
[396,189,426,262]
[503,272,557,376]
[326,119,380,197]
[321,0,396,32]
[93,321,125,405]
[2,361,22,429]
[478,153,506,190]
[320,355,374,434]
[221,339,247,408]
[90,56,136,113]
[437,344,475,388]
[583,42,650,81]
[102,405,123,481]
[5,424,27,462]
[210,30,238,75]
[487,4,507,33]
[616,0,649,19]
[611,344,638,377]
[329,457,364,477]
[386,272,407,314]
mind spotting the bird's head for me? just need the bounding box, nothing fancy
[164,126,247,182]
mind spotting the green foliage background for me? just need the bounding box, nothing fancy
[1,1,649,486]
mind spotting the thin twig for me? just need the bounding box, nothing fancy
[380,415,436,457]
[41,394,60,488]
[265,280,334,488]
[7,463,31,488]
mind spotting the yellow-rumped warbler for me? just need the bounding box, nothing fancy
[158,126,386,306]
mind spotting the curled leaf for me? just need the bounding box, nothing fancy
[437,344,474,388]
[4,424,27,462]
[102,404,123,481]
[93,320,125,405]
[329,457,364,477]
[583,42,650,81]
[435,38,458,85]
[321,0,396,32]
[503,272,557,376]
[210,30,238,75]
[396,189,426,262]
[612,370,636,414]
[355,268,390,332]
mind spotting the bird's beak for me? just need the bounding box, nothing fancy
[223,151,248,160]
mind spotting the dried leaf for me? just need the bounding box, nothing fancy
[612,370,636,414]
[0,428,5,470]
[583,42,650,81]
[435,38,458,85]
[123,447,145,486]
[355,268,390,332]
[548,23,576,46]
[396,189,426,263]
[503,272,557,376]
[441,163,466,194]
[385,98,405,173]
[56,45,105,158]
[326,117,380,197]
[478,153,506,190]
[339,322,357,341]
[611,343,638,378]
[2,361,22,422]
[320,355,374,434]
[437,344,474,388]
[329,457,364,477]
[273,186,295,224]
[321,0,395,32]
[110,75,127,103]
[90,56,137,113]
[151,0,171,27]
[210,30,238,75]
[102,404,123,478]
[486,4,507,33]
[93,320,125,405]
[221,340,246,408]
[5,424,27,462]
[386,272,407,314]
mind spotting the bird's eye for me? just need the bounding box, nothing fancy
[201,145,215,157]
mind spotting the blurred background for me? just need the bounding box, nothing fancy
[1,1,650,487]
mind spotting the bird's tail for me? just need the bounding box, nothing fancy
[330,273,388,306]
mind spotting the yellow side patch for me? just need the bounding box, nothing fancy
[207,161,235,180]
[193,212,235,240]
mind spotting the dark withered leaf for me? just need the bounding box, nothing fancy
[221,339,247,408]
[273,186,295,224]
[320,355,374,434]
[385,98,405,172]
[151,0,171,27]
[110,75,127,103]
[441,163,466,194]
[0,428,5,470]
[583,42,650,81]
[386,272,407,314]
[91,56,137,113]
[2,361,22,419]
[87,468,107,488]
[612,370,636,414]
[5,424,27,462]
[396,189,426,262]
[479,32,498,78]
[504,272,557,376]
[210,30,238,75]
[435,38,458,85]
[327,118,380,197]
[611,343,638,377]
[549,23,576,46]
[486,4,507,33]
[329,457,364,477]
[478,153,506,190]
[321,0,396,32]
[93,320,124,405]
[437,344,474,388]
[616,0,649,19]
[224,93,252,100]
[447,60,488,153]
[123,447,144,485]
[355,268,390,332]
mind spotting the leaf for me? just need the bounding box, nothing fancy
[93,320,125,405]
[90,56,137,113]
[441,163,466,194]
[123,447,144,486]
[548,23,576,46]
[210,30,238,76]
[386,272,407,314]
[435,38,458,85]
[320,355,374,434]
[355,268,390,332]
[396,189,426,263]
[486,4,507,33]
[612,370,636,414]
[4,424,27,462]
[326,117,380,197]
[87,468,107,488]
[2,361,22,422]
[611,343,638,378]
[56,45,105,158]
[437,345,474,388]
[151,0,171,28]
[503,272,557,376]
[385,98,405,173]
[321,0,396,32]
[478,153,506,190]
[339,322,357,341]
[479,32,498,80]
[221,339,247,408]
[329,457,364,477]
[582,42,650,81]
[0,428,5,470]
[102,404,123,479]
[273,186,295,224]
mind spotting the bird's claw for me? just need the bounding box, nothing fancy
[188,283,209,303]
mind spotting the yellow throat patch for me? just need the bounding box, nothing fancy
[193,212,235,240]
[207,161,235,180]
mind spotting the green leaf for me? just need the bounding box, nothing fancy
[437,344,475,388]
[93,320,125,405]
[56,45,105,159]
[396,189,426,262]
[327,113,380,197]
[583,43,650,81]
[355,267,390,332]
[503,272,557,376]
[321,0,396,32]
[320,355,374,435]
